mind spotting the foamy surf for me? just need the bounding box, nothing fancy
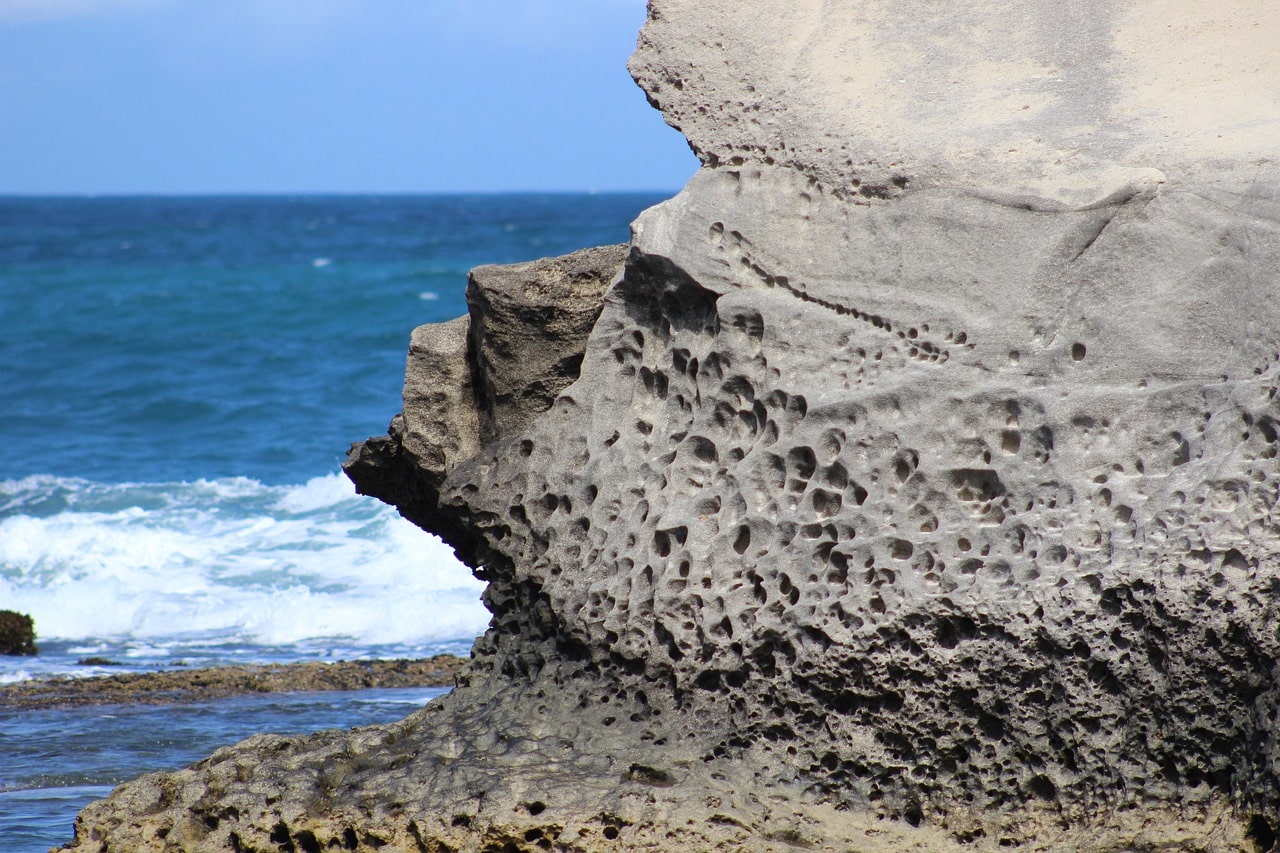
[0,473,488,654]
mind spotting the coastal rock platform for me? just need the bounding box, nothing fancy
[64,1,1280,851]
[0,657,465,712]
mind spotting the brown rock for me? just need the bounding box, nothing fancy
[0,610,36,656]
[344,243,625,547]
[0,656,464,710]
[466,244,627,445]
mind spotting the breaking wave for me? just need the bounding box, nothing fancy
[0,472,488,647]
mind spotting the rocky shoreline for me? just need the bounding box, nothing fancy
[60,2,1280,851]
[0,656,465,711]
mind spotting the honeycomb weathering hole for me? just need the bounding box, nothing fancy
[1248,815,1276,852]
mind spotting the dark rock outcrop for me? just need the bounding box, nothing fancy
[0,657,464,711]
[467,245,629,446]
[344,244,625,542]
[0,610,36,656]
[64,2,1280,851]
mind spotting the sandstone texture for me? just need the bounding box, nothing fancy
[345,244,626,545]
[65,2,1280,852]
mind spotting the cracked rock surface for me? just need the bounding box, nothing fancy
[64,2,1280,851]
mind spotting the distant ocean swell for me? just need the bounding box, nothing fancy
[0,472,487,648]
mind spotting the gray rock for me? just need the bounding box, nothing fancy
[64,2,1280,851]
[467,245,629,445]
[343,244,624,540]
[630,0,1279,203]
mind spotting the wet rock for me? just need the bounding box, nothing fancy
[75,656,124,667]
[0,610,36,656]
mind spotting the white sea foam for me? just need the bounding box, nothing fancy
[0,473,488,646]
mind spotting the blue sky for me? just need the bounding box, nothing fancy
[0,0,697,193]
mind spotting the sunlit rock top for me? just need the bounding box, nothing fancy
[632,0,1280,205]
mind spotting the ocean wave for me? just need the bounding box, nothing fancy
[0,473,488,646]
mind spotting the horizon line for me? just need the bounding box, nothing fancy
[0,187,686,199]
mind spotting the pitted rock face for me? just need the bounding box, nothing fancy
[63,2,1280,851]
[445,166,1280,828]
[343,244,626,549]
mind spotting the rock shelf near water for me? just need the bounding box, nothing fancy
[64,2,1280,851]
[0,657,464,711]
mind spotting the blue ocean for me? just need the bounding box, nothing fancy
[0,193,665,850]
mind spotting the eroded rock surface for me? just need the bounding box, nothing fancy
[65,2,1280,851]
[467,245,630,445]
[344,245,625,543]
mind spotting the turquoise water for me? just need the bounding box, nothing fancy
[1,686,450,852]
[0,193,662,668]
[0,193,666,850]
[0,194,656,485]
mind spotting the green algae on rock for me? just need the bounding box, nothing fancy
[0,610,37,657]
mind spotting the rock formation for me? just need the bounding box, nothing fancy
[346,244,627,545]
[0,657,464,711]
[0,609,36,656]
[65,2,1280,851]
